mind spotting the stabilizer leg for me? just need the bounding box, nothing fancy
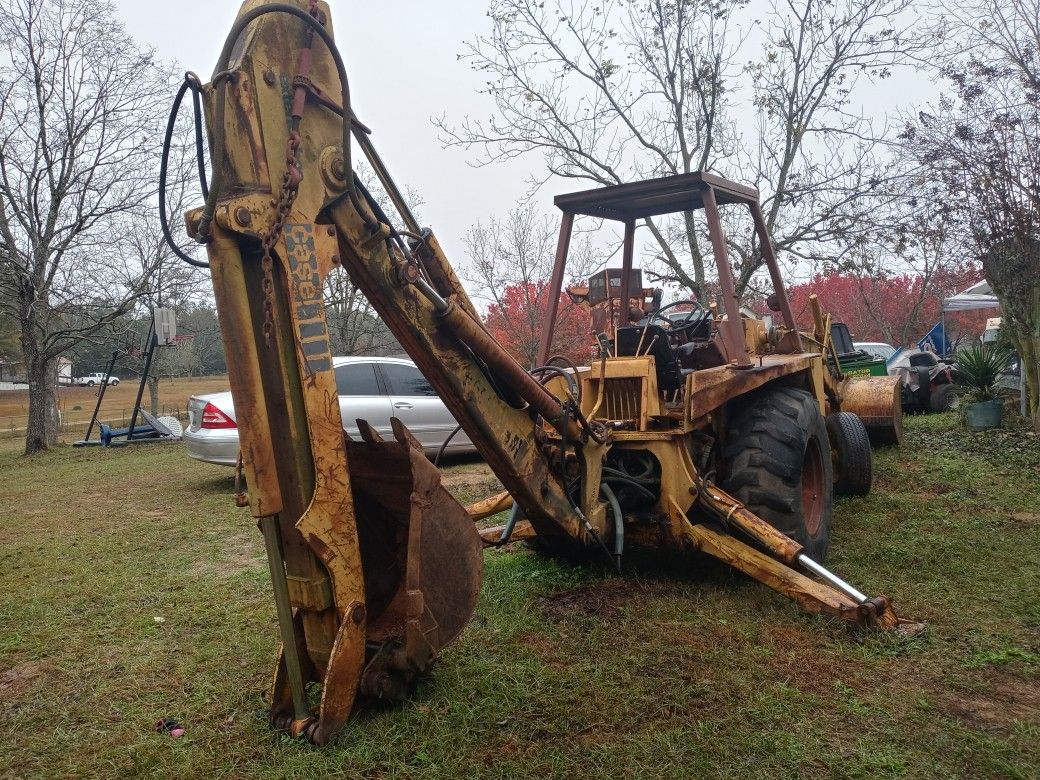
[670,495,921,633]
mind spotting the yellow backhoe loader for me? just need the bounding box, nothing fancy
[166,0,918,745]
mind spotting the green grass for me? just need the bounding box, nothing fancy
[1,415,1038,779]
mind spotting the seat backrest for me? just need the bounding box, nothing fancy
[830,323,857,357]
[615,326,684,392]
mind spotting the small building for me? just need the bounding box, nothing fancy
[57,357,73,385]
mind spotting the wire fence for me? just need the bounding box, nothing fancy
[0,404,190,440]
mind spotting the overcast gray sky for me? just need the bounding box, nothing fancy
[114,1,939,290]
[115,0,539,264]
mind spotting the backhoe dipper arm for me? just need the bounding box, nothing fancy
[194,0,593,544]
[187,0,602,744]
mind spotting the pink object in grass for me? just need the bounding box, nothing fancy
[170,728,185,738]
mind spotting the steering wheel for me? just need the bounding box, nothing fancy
[644,299,705,331]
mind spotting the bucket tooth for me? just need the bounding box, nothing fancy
[355,418,384,444]
[390,416,423,451]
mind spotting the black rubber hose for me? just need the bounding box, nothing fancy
[600,482,624,564]
[601,466,658,484]
[497,503,522,546]
[160,72,210,269]
[545,354,583,404]
[433,423,463,467]
[600,474,657,501]
[529,365,578,401]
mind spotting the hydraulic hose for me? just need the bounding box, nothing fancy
[599,482,624,567]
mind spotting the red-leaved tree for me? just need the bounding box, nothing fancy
[784,268,989,347]
[485,281,592,367]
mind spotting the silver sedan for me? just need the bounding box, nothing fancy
[184,356,475,466]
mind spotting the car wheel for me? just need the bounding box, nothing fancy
[826,411,873,497]
[87,380,95,386]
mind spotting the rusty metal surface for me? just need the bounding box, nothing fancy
[695,480,804,565]
[467,490,513,521]
[685,353,820,419]
[191,0,920,746]
[675,499,912,630]
[478,519,537,545]
[197,0,488,744]
[841,375,904,446]
[619,220,636,328]
[553,171,761,220]
[701,187,753,368]
[750,202,801,341]
[439,301,584,442]
[536,212,574,366]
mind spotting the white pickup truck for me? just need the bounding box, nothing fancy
[76,372,120,387]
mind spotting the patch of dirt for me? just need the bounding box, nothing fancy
[440,463,498,489]
[753,623,864,695]
[0,661,45,702]
[537,579,641,621]
[942,668,1040,732]
[188,531,264,579]
[517,631,570,670]
[1010,511,1040,527]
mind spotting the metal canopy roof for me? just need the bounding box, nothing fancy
[553,172,760,221]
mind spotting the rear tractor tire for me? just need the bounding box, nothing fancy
[826,412,873,498]
[722,387,834,562]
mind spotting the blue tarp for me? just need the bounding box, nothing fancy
[918,321,951,356]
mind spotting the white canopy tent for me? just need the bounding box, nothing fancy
[941,280,1026,415]
[942,279,1000,312]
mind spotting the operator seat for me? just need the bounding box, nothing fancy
[615,325,685,392]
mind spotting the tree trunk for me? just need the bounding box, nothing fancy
[21,327,59,455]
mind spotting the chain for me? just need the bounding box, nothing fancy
[259,0,320,347]
[260,130,303,346]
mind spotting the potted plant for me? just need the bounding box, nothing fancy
[954,343,1014,431]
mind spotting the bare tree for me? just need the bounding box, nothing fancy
[463,202,603,366]
[902,0,1040,424]
[735,0,929,290]
[464,203,598,304]
[438,0,926,297]
[324,265,402,356]
[130,139,209,414]
[0,0,173,453]
[322,168,421,358]
[438,0,743,295]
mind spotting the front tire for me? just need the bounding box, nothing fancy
[722,387,834,561]
[826,412,873,497]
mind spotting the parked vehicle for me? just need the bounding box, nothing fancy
[76,372,119,386]
[887,349,958,413]
[853,342,897,363]
[827,329,888,378]
[184,356,475,466]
